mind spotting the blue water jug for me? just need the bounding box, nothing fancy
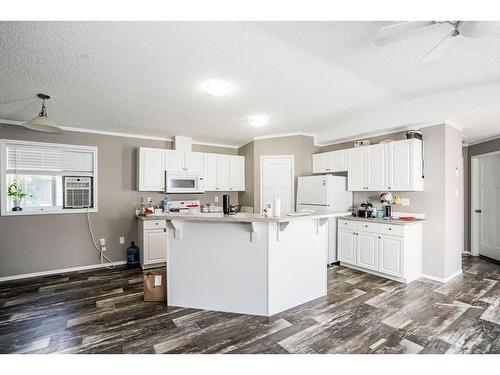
[127,241,140,268]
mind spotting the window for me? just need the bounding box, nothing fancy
[1,139,97,216]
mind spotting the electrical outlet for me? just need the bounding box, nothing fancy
[119,236,125,244]
[214,195,219,203]
[100,238,106,246]
[400,198,410,207]
[101,246,107,252]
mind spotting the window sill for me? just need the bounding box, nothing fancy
[1,208,98,216]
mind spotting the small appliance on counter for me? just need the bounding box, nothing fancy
[223,194,230,214]
[357,202,373,218]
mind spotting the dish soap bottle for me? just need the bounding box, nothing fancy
[162,195,170,213]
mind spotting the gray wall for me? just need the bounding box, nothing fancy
[0,124,238,277]
[238,135,318,212]
[237,141,255,208]
[320,125,463,279]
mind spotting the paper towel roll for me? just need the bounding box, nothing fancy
[273,198,281,217]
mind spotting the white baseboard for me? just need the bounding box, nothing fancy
[0,261,127,283]
[421,269,462,283]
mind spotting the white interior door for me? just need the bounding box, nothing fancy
[261,156,294,214]
[476,155,500,261]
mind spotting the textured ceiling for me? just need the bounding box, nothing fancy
[1,21,500,146]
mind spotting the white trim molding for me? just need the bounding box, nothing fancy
[421,269,462,283]
[0,261,127,283]
[0,119,242,149]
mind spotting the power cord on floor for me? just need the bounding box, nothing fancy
[86,209,115,269]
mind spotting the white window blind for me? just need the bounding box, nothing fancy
[6,142,94,174]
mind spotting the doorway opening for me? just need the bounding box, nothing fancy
[260,155,294,215]
[471,150,500,262]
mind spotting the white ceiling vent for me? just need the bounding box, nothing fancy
[173,136,192,152]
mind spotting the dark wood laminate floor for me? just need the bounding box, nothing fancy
[0,255,499,354]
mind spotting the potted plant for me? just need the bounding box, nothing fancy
[7,179,31,211]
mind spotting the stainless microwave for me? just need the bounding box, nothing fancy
[165,171,205,193]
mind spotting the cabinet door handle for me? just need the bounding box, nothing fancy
[388,228,392,230]
[364,225,368,227]
[475,209,482,213]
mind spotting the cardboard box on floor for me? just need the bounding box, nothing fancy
[143,267,167,302]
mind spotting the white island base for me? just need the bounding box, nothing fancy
[165,214,332,316]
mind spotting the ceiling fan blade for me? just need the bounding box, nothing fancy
[458,21,500,38]
[376,21,436,40]
[419,30,456,64]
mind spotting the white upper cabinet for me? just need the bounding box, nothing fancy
[202,153,245,192]
[165,150,204,173]
[185,152,204,173]
[312,149,348,173]
[166,150,184,172]
[138,147,165,191]
[312,153,330,173]
[203,153,217,191]
[367,143,389,191]
[229,155,245,191]
[388,139,423,191]
[348,147,366,191]
[215,154,230,191]
[345,139,423,192]
[331,150,348,172]
[138,147,245,193]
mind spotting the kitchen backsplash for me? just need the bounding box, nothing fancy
[353,191,425,213]
[136,191,239,208]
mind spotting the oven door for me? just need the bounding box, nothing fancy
[165,172,204,193]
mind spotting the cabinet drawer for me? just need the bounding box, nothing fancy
[357,222,380,234]
[144,220,167,230]
[379,224,404,236]
[338,219,357,230]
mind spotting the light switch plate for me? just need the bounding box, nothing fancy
[119,236,125,244]
[214,196,219,203]
[100,238,106,246]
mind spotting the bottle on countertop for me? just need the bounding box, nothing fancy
[223,194,230,215]
[162,195,170,213]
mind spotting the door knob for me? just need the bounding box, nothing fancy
[475,209,482,213]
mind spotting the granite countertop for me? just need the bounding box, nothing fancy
[137,210,351,223]
[338,216,425,226]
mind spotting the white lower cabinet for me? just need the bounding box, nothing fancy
[378,235,403,277]
[137,219,167,268]
[337,219,422,283]
[357,232,379,271]
[338,229,357,265]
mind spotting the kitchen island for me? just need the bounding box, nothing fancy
[138,210,349,316]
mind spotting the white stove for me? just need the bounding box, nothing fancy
[169,200,200,212]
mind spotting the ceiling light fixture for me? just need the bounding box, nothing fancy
[248,114,270,127]
[23,93,63,133]
[201,79,232,97]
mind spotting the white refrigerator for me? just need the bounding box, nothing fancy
[297,175,353,264]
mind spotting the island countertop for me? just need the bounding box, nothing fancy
[137,210,351,223]
[338,215,426,226]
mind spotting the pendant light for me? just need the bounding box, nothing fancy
[23,93,63,133]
